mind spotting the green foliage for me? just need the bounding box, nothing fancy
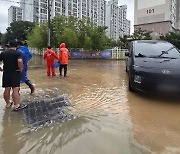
[27,16,112,50]
[0,32,2,44]
[84,36,92,50]
[118,35,129,49]
[4,21,35,43]
[132,28,152,40]
[27,24,47,49]
[160,32,180,49]
[0,33,7,45]
[115,28,152,49]
[51,16,66,47]
[63,28,78,48]
[89,26,112,51]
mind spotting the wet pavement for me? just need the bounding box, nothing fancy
[0,58,180,154]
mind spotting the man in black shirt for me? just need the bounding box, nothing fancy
[0,41,27,111]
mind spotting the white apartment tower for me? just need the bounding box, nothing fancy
[19,0,106,26]
[20,0,48,24]
[8,6,23,26]
[175,0,180,30]
[134,0,179,36]
[125,19,131,35]
[106,0,130,40]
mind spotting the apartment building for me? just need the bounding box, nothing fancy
[176,0,180,30]
[8,0,130,40]
[8,6,23,26]
[125,19,131,35]
[106,0,130,40]
[18,0,105,26]
[134,0,179,36]
[20,0,48,24]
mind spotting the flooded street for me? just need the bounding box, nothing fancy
[0,59,180,154]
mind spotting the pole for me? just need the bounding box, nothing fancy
[48,0,51,46]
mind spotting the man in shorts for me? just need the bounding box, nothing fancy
[0,41,27,111]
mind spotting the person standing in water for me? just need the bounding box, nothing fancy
[58,43,69,77]
[17,41,35,94]
[43,46,58,76]
[0,40,27,111]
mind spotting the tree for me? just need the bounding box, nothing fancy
[118,35,129,49]
[160,32,180,49]
[90,26,111,51]
[27,24,47,49]
[5,21,35,43]
[0,32,2,44]
[51,16,67,47]
[63,28,78,48]
[27,16,113,50]
[84,36,92,50]
[132,28,152,40]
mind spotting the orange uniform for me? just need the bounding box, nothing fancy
[43,49,58,76]
[58,43,69,64]
[58,43,69,77]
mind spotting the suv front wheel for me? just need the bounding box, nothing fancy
[128,77,135,92]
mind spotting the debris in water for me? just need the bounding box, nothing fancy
[23,95,74,128]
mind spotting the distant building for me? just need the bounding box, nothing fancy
[106,0,130,40]
[134,0,179,37]
[176,0,180,30]
[8,0,131,40]
[19,0,106,26]
[8,6,23,26]
[63,0,106,26]
[20,0,47,24]
[125,19,131,35]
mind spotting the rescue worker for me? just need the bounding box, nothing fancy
[43,46,58,76]
[58,43,69,77]
[17,41,35,94]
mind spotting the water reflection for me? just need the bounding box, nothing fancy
[1,109,25,154]
[19,117,90,153]
[128,92,180,153]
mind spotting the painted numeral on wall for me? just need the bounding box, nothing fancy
[147,9,155,14]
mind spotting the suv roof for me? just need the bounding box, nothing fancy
[133,40,168,44]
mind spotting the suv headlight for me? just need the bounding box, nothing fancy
[134,75,142,84]
[133,65,140,68]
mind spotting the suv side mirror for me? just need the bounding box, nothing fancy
[125,51,129,57]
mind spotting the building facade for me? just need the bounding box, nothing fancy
[106,0,130,40]
[8,0,131,40]
[176,0,180,30]
[19,0,105,26]
[125,19,131,35]
[134,0,179,37]
[8,6,23,26]
[20,0,48,24]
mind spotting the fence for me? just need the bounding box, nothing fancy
[111,48,127,60]
[29,47,128,60]
[29,47,45,55]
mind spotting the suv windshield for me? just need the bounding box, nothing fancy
[134,42,180,59]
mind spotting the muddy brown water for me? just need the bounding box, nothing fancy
[0,58,180,154]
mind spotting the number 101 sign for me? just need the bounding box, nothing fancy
[147,9,155,14]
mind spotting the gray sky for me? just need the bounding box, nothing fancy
[0,0,134,33]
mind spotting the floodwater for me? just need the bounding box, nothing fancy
[0,58,180,154]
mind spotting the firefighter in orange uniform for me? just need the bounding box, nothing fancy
[58,43,69,77]
[43,46,58,76]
